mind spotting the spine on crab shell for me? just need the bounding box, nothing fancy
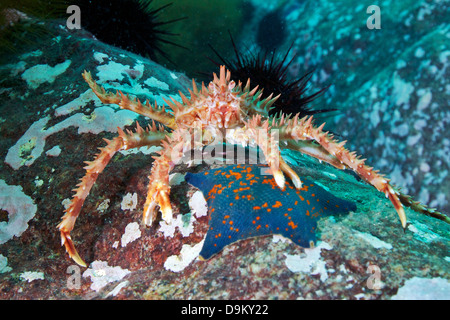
[237,82,281,116]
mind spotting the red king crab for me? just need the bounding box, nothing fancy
[58,66,444,267]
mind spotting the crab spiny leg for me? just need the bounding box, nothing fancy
[58,122,168,267]
[280,115,407,228]
[397,191,450,224]
[58,136,124,267]
[117,92,176,129]
[279,156,303,189]
[117,119,168,150]
[252,116,285,188]
[285,140,346,170]
[82,71,176,128]
[275,115,347,170]
[227,115,293,189]
[283,118,448,225]
[142,153,172,226]
[82,70,122,105]
[142,128,199,226]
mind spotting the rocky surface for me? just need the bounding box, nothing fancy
[254,0,450,214]
[0,7,449,300]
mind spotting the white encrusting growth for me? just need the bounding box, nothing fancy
[121,193,138,211]
[83,261,131,292]
[21,60,72,89]
[0,180,37,244]
[5,107,138,170]
[355,231,393,250]
[164,241,205,272]
[121,222,141,247]
[284,242,332,282]
[0,254,12,273]
[20,271,45,282]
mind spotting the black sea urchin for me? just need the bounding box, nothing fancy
[74,0,185,63]
[209,36,333,117]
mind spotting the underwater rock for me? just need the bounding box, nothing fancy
[256,8,286,52]
[271,0,450,215]
[0,11,449,301]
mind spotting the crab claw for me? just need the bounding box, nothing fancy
[143,182,173,226]
[158,190,173,223]
[60,230,87,267]
[58,210,88,267]
[280,157,303,189]
[385,184,407,229]
[272,169,286,190]
[142,201,158,226]
[398,206,407,229]
[269,157,304,191]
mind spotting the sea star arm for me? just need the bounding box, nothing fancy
[57,122,167,267]
[82,71,177,128]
